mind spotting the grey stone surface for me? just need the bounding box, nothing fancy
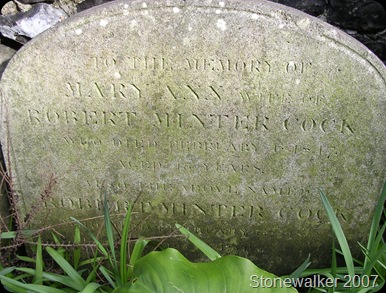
[0,43,15,226]
[0,0,385,274]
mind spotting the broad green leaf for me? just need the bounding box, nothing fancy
[115,248,298,293]
[175,223,221,261]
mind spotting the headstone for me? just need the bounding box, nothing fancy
[0,43,16,226]
[0,0,385,274]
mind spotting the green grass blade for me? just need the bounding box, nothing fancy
[0,275,28,293]
[0,231,16,239]
[79,256,105,267]
[17,267,77,289]
[46,247,86,291]
[0,267,15,276]
[104,194,116,260]
[73,225,81,270]
[373,220,386,249]
[286,254,311,279]
[127,238,150,280]
[0,275,67,293]
[362,217,386,272]
[16,255,36,263]
[299,266,363,277]
[85,260,100,285]
[35,236,43,285]
[334,247,364,266]
[319,191,355,280]
[51,232,61,245]
[372,280,385,292]
[99,266,116,289]
[81,282,102,293]
[175,223,221,261]
[362,244,386,277]
[103,194,120,285]
[365,181,386,267]
[120,204,132,283]
[13,273,34,282]
[129,238,150,266]
[70,217,109,258]
[331,239,337,278]
[1,229,36,240]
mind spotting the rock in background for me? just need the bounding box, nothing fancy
[0,2,67,43]
[275,0,386,63]
[0,0,385,64]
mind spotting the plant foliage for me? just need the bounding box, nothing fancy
[0,193,299,293]
[1,181,384,293]
[115,248,297,293]
[298,181,386,292]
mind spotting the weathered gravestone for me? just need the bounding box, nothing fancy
[0,0,385,274]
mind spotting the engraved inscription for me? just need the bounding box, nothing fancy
[63,136,102,147]
[28,110,137,125]
[66,82,141,99]
[28,109,354,134]
[43,197,348,223]
[91,56,273,73]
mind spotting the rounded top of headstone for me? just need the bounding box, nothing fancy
[3,0,385,81]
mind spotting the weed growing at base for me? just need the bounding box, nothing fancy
[0,176,384,292]
[0,194,296,293]
[288,182,385,292]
